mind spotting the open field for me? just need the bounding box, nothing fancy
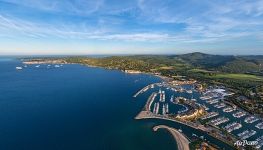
[211,73,263,81]
[189,69,263,81]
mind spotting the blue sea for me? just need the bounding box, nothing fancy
[0,58,233,150]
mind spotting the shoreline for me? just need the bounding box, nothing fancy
[153,125,190,150]
[20,58,257,149]
[21,58,171,80]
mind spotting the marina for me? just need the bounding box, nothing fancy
[244,116,259,123]
[206,99,219,104]
[223,122,242,133]
[223,107,235,113]
[232,111,246,118]
[237,130,256,140]
[214,103,226,109]
[201,112,219,120]
[200,96,211,101]
[209,117,230,126]
[134,81,263,149]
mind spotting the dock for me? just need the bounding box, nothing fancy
[133,83,155,98]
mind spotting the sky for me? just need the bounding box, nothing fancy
[0,0,263,55]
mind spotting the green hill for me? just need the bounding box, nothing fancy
[219,59,262,73]
[176,52,235,68]
[65,52,263,74]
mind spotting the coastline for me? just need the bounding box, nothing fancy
[21,58,170,82]
[20,58,253,150]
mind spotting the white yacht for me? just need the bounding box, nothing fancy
[16,67,23,70]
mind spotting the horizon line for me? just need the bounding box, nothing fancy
[1,52,263,57]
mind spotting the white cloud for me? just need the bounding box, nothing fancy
[136,0,263,41]
[0,0,263,44]
[0,15,179,42]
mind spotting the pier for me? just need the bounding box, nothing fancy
[209,117,229,126]
[145,93,157,111]
[255,122,263,129]
[223,122,242,133]
[233,111,246,118]
[201,112,219,120]
[214,103,226,109]
[153,125,190,150]
[244,116,259,124]
[238,130,256,140]
[148,93,157,111]
[133,83,155,98]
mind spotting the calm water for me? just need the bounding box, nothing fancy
[0,58,233,150]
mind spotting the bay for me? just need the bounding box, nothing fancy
[0,58,233,150]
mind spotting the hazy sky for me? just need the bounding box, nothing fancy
[0,0,263,55]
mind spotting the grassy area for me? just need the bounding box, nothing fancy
[189,68,263,81]
[159,66,174,70]
[189,68,215,73]
[211,73,263,81]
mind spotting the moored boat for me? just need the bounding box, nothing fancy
[16,66,23,70]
